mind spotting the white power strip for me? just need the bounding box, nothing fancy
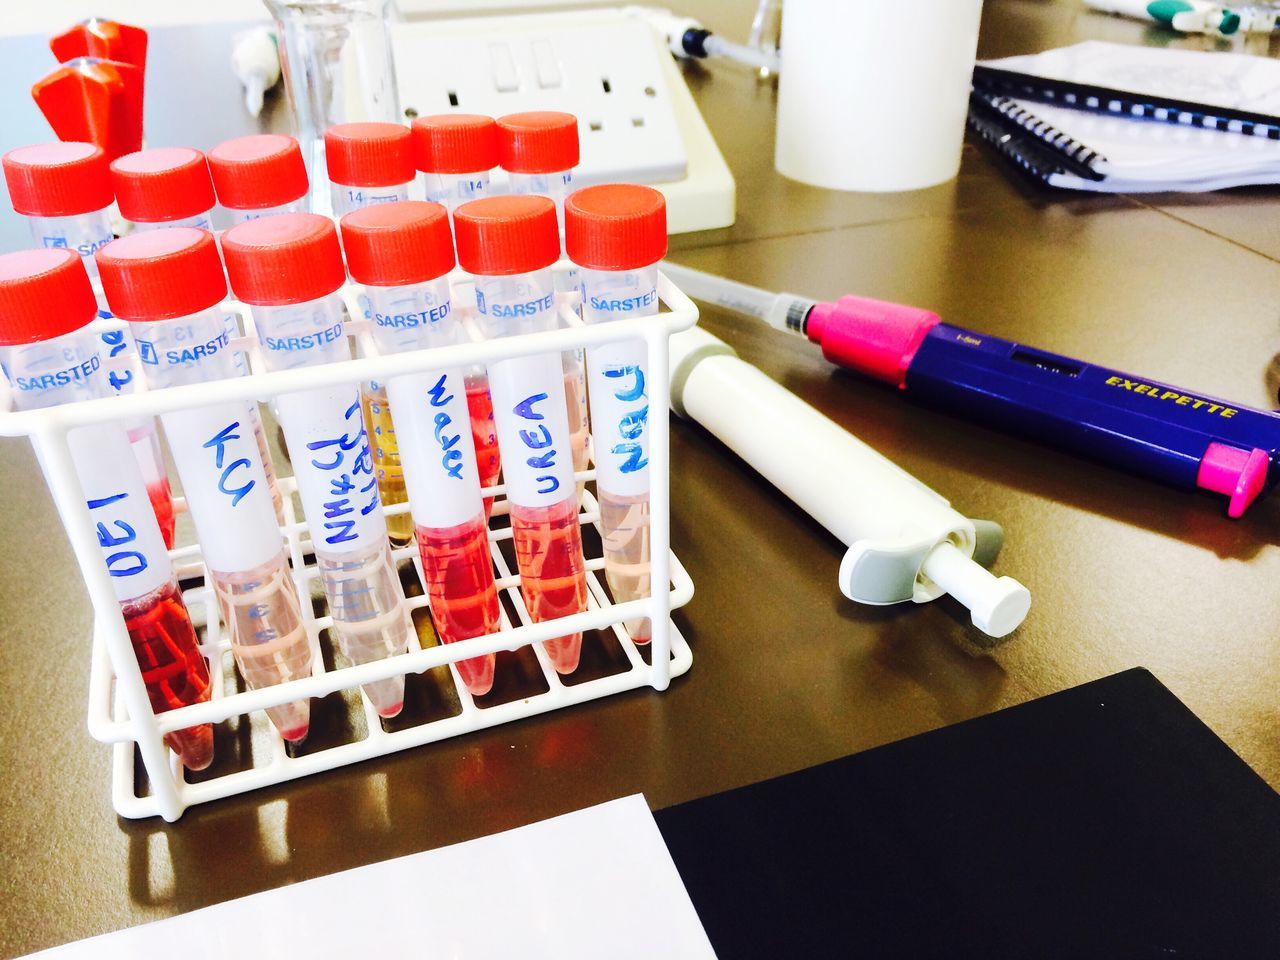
[390,8,735,233]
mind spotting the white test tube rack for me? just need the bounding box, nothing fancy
[0,266,698,821]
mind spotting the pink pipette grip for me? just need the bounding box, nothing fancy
[806,295,940,388]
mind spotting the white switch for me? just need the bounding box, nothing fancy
[532,38,561,88]
[490,42,519,91]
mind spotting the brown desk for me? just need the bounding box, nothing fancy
[3,2,1279,955]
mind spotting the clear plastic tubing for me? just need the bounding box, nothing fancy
[109,147,217,232]
[222,213,411,718]
[454,195,588,675]
[96,228,313,742]
[411,113,499,214]
[3,141,177,547]
[410,113,503,504]
[263,0,400,217]
[497,112,589,490]
[324,122,415,218]
[208,134,310,226]
[0,249,213,770]
[326,121,419,546]
[340,200,499,696]
[565,184,668,644]
[1,141,115,280]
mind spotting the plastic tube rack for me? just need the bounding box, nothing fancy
[0,267,697,821]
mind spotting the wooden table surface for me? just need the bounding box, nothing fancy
[2,2,1279,955]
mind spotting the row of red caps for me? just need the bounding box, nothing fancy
[0,188,667,339]
[1,111,580,225]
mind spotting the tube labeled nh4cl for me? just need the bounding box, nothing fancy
[411,113,504,506]
[208,134,309,225]
[565,184,668,643]
[222,213,412,718]
[2,140,177,547]
[97,228,313,743]
[669,326,1031,640]
[454,195,589,674]
[341,201,500,696]
[0,249,215,766]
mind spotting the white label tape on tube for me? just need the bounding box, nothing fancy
[385,366,483,529]
[276,384,388,554]
[488,352,576,509]
[161,402,282,574]
[587,339,650,497]
[67,423,172,603]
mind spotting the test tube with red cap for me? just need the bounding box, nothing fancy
[2,142,115,278]
[340,201,499,696]
[109,147,216,232]
[410,113,503,503]
[96,229,313,742]
[222,214,411,718]
[208,134,309,225]
[0,248,213,769]
[565,185,667,643]
[454,195,588,675]
[4,140,178,547]
[325,121,418,545]
[497,112,590,491]
[411,114,499,212]
[324,122,415,217]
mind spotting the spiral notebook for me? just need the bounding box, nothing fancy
[969,41,1280,192]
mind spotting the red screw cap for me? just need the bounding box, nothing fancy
[208,134,308,211]
[2,141,113,217]
[110,147,216,223]
[565,184,667,271]
[96,228,227,321]
[453,195,560,276]
[496,112,579,174]
[411,114,498,174]
[0,249,98,345]
[340,201,455,287]
[324,122,414,188]
[222,213,346,306]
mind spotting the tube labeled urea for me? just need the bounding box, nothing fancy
[340,201,499,696]
[96,228,311,743]
[411,114,499,212]
[409,113,504,501]
[565,184,668,644]
[0,248,215,768]
[454,195,589,675]
[222,213,411,719]
[497,111,590,487]
[208,134,309,225]
[109,147,217,231]
[324,122,415,217]
[2,141,115,279]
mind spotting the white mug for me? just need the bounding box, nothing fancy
[775,0,984,192]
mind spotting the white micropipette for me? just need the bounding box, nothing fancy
[669,324,1031,640]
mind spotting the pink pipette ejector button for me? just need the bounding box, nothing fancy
[1196,442,1269,518]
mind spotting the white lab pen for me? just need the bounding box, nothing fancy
[565,184,669,643]
[223,213,413,719]
[1083,0,1247,35]
[669,327,1031,640]
[97,228,313,743]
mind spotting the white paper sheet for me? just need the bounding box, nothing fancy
[26,795,717,960]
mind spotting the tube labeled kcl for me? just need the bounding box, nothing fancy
[340,201,500,696]
[0,248,215,767]
[454,195,589,675]
[222,213,411,718]
[97,228,313,743]
[565,184,668,643]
